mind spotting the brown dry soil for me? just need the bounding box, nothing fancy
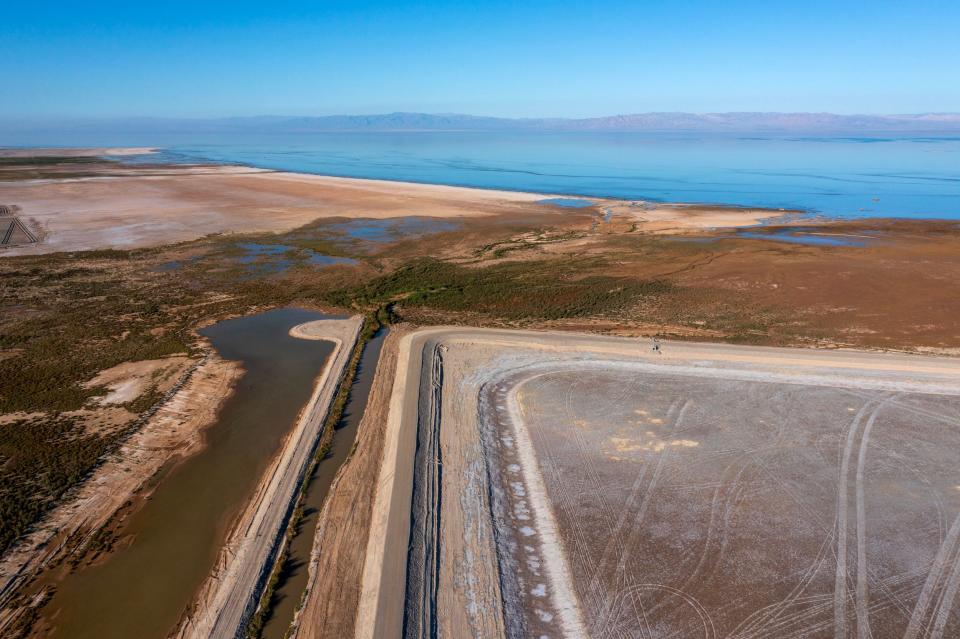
[1,154,959,637]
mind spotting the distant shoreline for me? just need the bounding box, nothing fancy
[3,142,956,222]
[0,150,789,255]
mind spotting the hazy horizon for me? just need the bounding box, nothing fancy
[4,110,960,137]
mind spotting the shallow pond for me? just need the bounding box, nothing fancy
[325,217,460,244]
[737,230,870,247]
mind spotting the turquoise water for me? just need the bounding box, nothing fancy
[6,131,960,218]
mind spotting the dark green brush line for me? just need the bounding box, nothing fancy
[244,308,388,639]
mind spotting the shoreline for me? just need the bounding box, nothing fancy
[0,152,802,256]
[0,347,244,635]
[7,143,958,223]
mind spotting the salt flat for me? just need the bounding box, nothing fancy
[354,328,960,639]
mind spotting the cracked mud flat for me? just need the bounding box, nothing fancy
[360,328,960,639]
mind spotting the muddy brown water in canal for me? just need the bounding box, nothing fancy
[258,327,389,639]
[42,307,336,639]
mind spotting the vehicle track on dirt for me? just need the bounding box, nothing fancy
[352,327,960,639]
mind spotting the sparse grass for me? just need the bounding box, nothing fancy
[0,415,113,555]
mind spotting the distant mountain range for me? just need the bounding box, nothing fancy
[6,112,960,134]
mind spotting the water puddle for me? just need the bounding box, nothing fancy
[736,230,871,247]
[232,242,358,275]
[154,255,202,272]
[324,217,460,244]
[41,308,337,639]
[307,253,358,267]
[537,197,596,208]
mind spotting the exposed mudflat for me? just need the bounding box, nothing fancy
[0,155,782,255]
[358,328,960,639]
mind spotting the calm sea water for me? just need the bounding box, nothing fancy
[8,130,960,218]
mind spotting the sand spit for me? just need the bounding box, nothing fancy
[347,327,960,639]
[0,352,242,632]
[610,200,787,232]
[0,159,782,255]
[174,316,362,639]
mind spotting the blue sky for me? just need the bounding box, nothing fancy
[3,0,959,118]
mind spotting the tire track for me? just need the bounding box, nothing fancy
[835,399,878,639]
[928,541,960,639]
[903,511,960,639]
[585,399,681,635]
[594,400,691,638]
[854,398,893,639]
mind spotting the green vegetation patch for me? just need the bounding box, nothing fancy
[328,257,673,321]
[0,307,189,413]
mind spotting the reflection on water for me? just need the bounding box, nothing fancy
[44,308,336,639]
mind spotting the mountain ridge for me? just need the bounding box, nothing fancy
[5,111,960,134]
